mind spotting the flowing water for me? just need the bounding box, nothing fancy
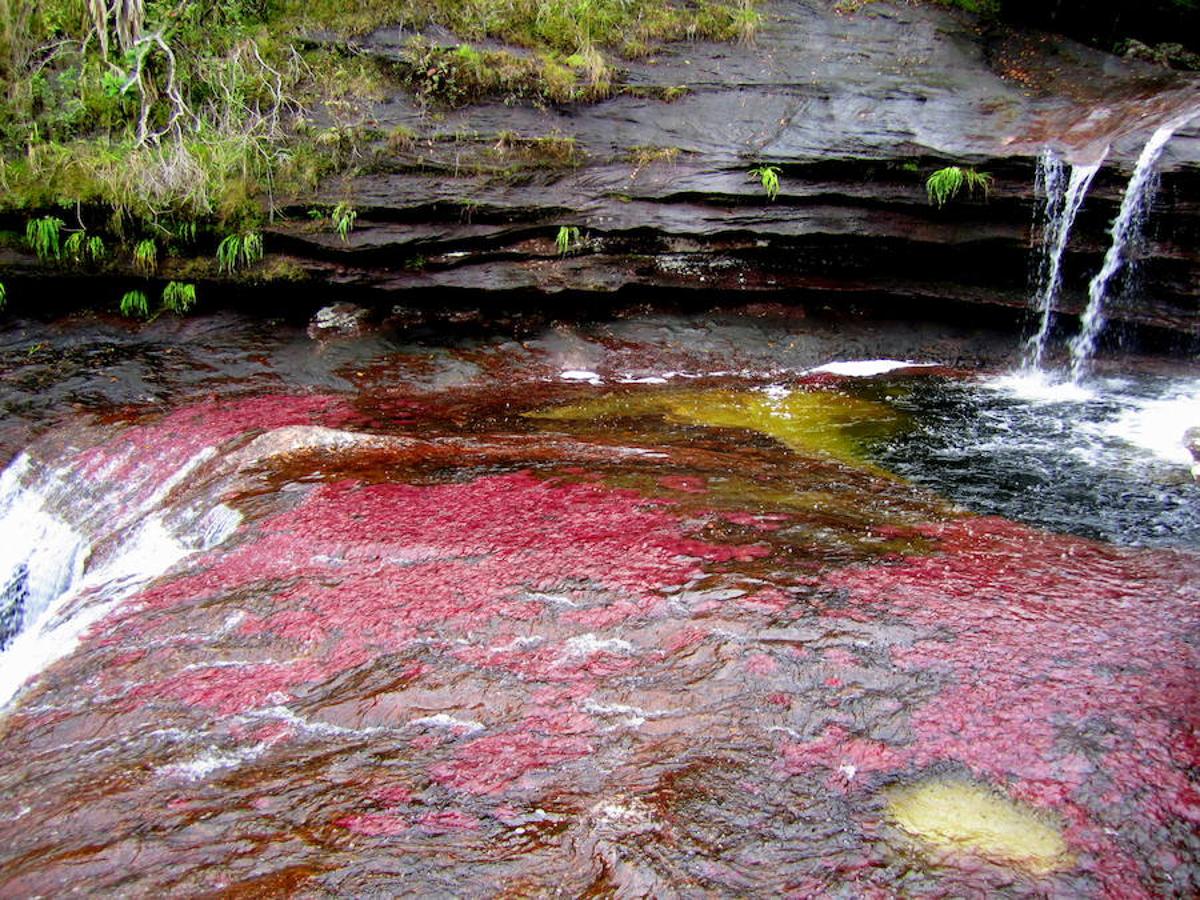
[1023,149,1106,371]
[0,309,1197,896]
[1069,111,1200,380]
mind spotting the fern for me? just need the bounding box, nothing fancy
[555,225,582,256]
[25,217,64,261]
[926,166,993,208]
[332,203,357,242]
[133,239,158,274]
[161,281,197,314]
[120,289,149,318]
[64,231,107,264]
[749,165,781,201]
[217,232,264,274]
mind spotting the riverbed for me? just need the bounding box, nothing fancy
[0,306,1197,895]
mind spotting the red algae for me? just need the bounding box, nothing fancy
[818,517,1200,893]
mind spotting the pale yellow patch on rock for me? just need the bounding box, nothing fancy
[886,778,1072,874]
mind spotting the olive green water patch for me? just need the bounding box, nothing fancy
[886,778,1072,875]
[529,388,904,467]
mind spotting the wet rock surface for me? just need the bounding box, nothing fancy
[0,311,1197,895]
[260,0,1200,336]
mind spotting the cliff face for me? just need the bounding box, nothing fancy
[11,1,1200,337]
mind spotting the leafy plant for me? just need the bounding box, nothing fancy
[161,281,197,314]
[25,217,64,261]
[119,289,149,318]
[556,225,582,256]
[133,238,158,274]
[332,202,357,241]
[926,166,994,207]
[0,281,6,310]
[64,231,107,264]
[216,232,264,274]
[749,165,781,201]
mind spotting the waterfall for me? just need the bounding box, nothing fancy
[1023,149,1106,370]
[1069,111,1199,381]
[0,445,241,710]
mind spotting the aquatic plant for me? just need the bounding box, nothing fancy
[555,225,582,256]
[332,202,357,242]
[749,164,781,201]
[161,281,197,314]
[132,238,158,274]
[926,166,993,207]
[25,217,64,261]
[119,289,149,318]
[216,232,264,274]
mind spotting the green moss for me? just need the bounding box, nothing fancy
[530,388,903,467]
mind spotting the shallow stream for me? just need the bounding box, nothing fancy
[0,308,1196,895]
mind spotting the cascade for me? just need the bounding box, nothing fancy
[1069,111,1199,380]
[0,442,241,709]
[1023,149,1106,370]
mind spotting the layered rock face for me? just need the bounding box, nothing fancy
[265,1,1199,337]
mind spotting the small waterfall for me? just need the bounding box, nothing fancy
[1069,111,1199,380]
[0,443,241,709]
[1023,149,1106,370]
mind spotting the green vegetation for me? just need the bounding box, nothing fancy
[64,231,107,264]
[133,239,158,274]
[25,217,64,261]
[629,145,681,170]
[0,0,761,274]
[556,225,583,255]
[332,202,357,242]
[216,232,264,274]
[926,166,993,207]
[120,289,149,318]
[0,281,6,309]
[749,165,781,201]
[162,281,197,314]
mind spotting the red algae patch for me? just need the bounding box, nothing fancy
[114,470,750,715]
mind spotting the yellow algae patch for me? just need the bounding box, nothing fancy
[886,778,1073,874]
[530,388,902,467]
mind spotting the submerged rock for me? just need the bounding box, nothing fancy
[307,303,374,341]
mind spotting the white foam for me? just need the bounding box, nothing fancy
[806,360,937,378]
[1106,385,1200,466]
[560,370,603,385]
[563,634,634,656]
[984,370,1096,404]
[410,713,485,734]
